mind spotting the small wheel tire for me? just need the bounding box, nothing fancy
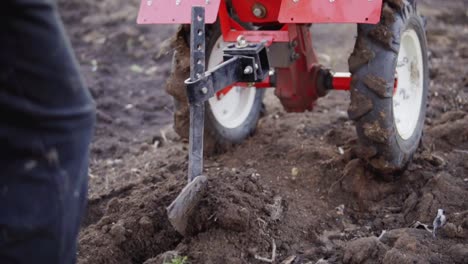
[166,24,265,154]
[348,1,429,174]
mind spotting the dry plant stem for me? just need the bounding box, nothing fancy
[254,239,276,263]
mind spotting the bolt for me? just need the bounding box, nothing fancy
[291,40,298,47]
[201,87,208,94]
[252,3,267,18]
[291,52,300,61]
[293,0,299,3]
[255,63,259,69]
[236,35,248,48]
[147,0,152,6]
[253,7,263,17]
[268,68,275,76]
[244,66,253,74]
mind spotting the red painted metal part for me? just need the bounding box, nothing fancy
[274,24,321,112]
[215,77,271,99]
[136,0,220,24]
[138,0,387,113]
[137,0,382,25]
[332,73,352,91]
[223,30,290,43]
[219,0,290,43]
[278,0,383,24]
[229,74,355,94]
[331,73,399,93]
[232,0,281,24]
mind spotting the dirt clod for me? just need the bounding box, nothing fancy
[363,75,392,98]
[369,25,394,50]
[341,159,396,203]
[348,88,374,120]
[348,39,375,73]
[109,222,126,243]
[362,121,390,143]
[353,144,378,159]
[380,4,396,26]
[448,244,468,264]
[343,237,387,264]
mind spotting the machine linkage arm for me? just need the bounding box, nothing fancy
[184,39,270,105]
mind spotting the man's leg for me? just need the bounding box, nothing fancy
[0,0,95,263]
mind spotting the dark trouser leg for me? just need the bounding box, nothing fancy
[0,0,95,263]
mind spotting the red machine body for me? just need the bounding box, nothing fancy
[137,0,382,25]
[137,0,383,112]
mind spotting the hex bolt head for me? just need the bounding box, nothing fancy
[244,66,253,74]
[253,7,262,17]
[201,87,208,94]
[252,3,267,18]
[291,40,298,47]
[269,68,275,76]
[291,52,300,61]
[236,35,248,48]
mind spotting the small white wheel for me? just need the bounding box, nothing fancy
[207,36,257,129]
[166,23,265,153]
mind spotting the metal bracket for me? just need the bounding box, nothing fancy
[184,39,269,105]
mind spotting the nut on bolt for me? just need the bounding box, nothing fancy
[201,87,208,94]
[291,52,300,61]
[236,35,248,48]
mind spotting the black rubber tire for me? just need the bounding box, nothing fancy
[166,23,265,154]
[348,0,429,174]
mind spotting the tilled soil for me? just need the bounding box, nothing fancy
[58,0,468,263]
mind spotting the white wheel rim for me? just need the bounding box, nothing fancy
[208,36,257,129]
[393,28,424,140]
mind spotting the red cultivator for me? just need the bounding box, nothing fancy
[138,0,429,235]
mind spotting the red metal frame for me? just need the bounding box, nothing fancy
[219,0,289,43]
[216,0,331,112]
[137,0,382,25]
[232,0,281,24]
[215,77,271,99]
[332,73,352,91]
[138,0,387,113]
[278,0,382,24]
[137,0,220,24]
